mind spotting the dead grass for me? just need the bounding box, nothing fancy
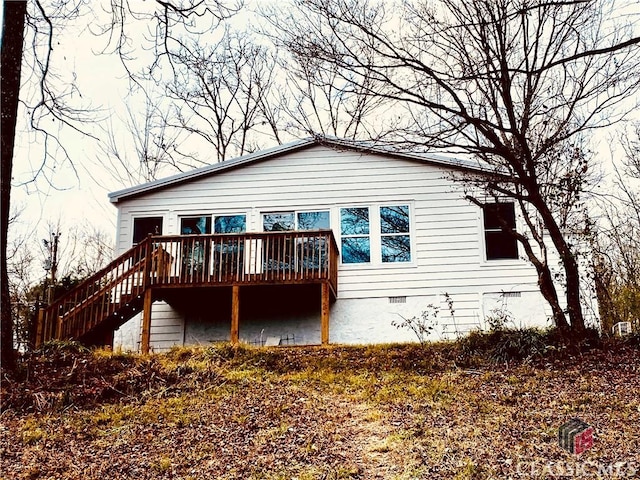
[1,338,639,479]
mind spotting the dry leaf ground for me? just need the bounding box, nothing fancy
[1,338,639,479]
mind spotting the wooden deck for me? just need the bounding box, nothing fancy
[36,231,339,351]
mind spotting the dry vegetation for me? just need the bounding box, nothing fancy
[1,334,639,479]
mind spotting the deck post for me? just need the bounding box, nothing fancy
[55,315,63,341]
[35,307,44,348]
[321,282,330,345]
[141,288,153,354]
[231,285,240,344]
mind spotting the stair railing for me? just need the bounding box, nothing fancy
[36,237,153,346]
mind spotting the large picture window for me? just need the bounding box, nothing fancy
[483,203,518,260]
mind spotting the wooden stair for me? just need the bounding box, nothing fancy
[36,237,156,347]
[35,230,340,350]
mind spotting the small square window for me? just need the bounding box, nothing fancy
[132,217,163,245]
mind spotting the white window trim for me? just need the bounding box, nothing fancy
[339,205,373,265]
[261,209,332,232]
[130,213,166,246]
[338,202,416,268]
[212,213,248,233]
[478,202,524,266]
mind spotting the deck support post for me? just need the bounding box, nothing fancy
[35,307,44,348]
[231,285,240,344]
[321,282,330,345]
[141,288,153,355]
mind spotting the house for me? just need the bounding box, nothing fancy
[37,137,560,352]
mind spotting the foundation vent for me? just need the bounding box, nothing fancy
[389,296,407,304]
[501,291,522,298]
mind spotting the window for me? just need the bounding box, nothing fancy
[180,216,212,274]
[340,207,371,264]
[132,216,163,245]
[214,215,246,233]
[297,211,330,230]
[298,211,330,269]
[339,205,412,265]
[263,212,295,232]
[380,205,411,262]
[483,203,518,260]
[262,211,330,231]
[180,216,211,235]
[261,211,330,271]
[213,215,246,275]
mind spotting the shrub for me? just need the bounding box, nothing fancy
[458,328,550,364]
[391,303,440,345]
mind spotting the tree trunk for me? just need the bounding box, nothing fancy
[1,0,28,371]
[533,196,587,334]
[511,206,571,330]
[536,261,571,331]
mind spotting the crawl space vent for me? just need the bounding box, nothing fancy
[389,296,407,304]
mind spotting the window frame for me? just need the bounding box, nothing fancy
[338,203,415,267]
[261,210,331,232]
[339,206,372,265]
[179,215,212,235]
[131,215,164,245]
[481,202,520,262]
[379,204,412,263]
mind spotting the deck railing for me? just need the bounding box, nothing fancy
[37,230,339,346]
[149,230,339,290]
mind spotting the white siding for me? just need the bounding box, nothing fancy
[113,302,184,352]
[113,144,555,346]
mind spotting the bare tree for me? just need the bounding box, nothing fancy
[163,29,281,161]
[97,0,243,85]
[96,88,192,185]
[276,50,384,139]
[1,0,241,369]
[2,0,110,369]
[592,124,640,332]
[5,206,38,353]
[7,215,114,352]
[270,0,640,334]
[1,0,28,370]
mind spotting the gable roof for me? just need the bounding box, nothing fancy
[108,136,489,204]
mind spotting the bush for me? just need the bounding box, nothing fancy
[457,328,548,364]
[457,326,603,365]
